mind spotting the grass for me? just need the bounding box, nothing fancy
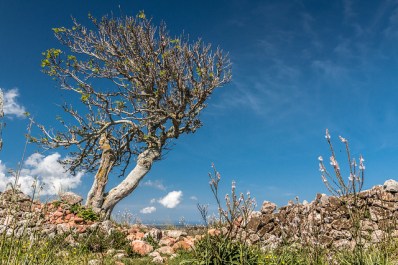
[2,231,398,264]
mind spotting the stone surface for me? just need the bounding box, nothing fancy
[383,179,398,193]
[59,192,83,205]
[207,228,221,236]
[130,240,154,256]
[2,179,398,258]
[156,246,174,255]
[172,240,191,251]
[261,201,277,214]
[166,230,187,238]
[159,237,176,246]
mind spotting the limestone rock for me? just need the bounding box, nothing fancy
[207,228,221,236]
[159,237,176,246]
[166,230,187,238]
[59,192,83,205]
[146,228,163,241]
[172,240,191,251]
[130,240,154,255]
[383,179,398,193]
[261,201,276,214]
[156,246,174,255]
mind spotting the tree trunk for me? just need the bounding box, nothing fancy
[91,148,160,219]
[86,134,115,213]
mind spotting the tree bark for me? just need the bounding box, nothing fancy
[100,148,160,219]
[86,134,115,213]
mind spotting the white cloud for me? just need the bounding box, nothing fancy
[0,152,84,196]
[142,180,166,190]
[158,190,183,208]
[190,196,198,201]
[140,206,156,214]
[150,198,156,204]
[1,88,26,118]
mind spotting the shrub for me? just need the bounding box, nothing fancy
[70,204,99,222]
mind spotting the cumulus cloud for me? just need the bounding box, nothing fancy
[140,206,156,214]
[1,88,26,118]
[0,152,84,196]
[158,191,183,208]
[142,180,166,190]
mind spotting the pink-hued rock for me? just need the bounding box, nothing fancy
[156,246,174,255]
[77,225,86,233]
[135,232,145,240]
[159,237,176,246]
[130,240,154,256]
[183,237,195,247]
[74,217,84,223]
[126,231,145,241]
[207,228,221,236]
[53,211,63,218]
[172,240,191,251]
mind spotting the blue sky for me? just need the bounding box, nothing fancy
[1,0,398,223]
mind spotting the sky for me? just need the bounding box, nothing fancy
[1,0,398,224]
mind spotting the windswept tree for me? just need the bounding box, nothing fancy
[37,12,231,218]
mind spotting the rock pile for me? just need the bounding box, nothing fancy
[2,179,398,262]
[233,179,398,250]
[0,189,198,263]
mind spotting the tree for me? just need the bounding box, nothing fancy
[37,13,231,219]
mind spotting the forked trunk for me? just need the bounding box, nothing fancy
[100,148,160,219]
[86,144,160,220]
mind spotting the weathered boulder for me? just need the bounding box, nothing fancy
[156,246,174,255]
[383,179,398,193]
[130,240,154,255]
[59,192,83,205]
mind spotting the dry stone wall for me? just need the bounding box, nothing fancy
[236,179,398,250]
[1,179,398,255]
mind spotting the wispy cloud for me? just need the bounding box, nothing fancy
[140,206,156,214]
[190,196,198,201]
[158,191,183,208]
[0,153,84,196]
[1,88,26,118]
[311,60,349,80]
[383,6,398,38]
[142,180,166,190]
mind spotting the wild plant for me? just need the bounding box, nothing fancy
[185,164,260,265]
[207,163,257,235]
[318,129,367,264]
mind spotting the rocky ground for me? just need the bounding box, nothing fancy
[1,179,398,264]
